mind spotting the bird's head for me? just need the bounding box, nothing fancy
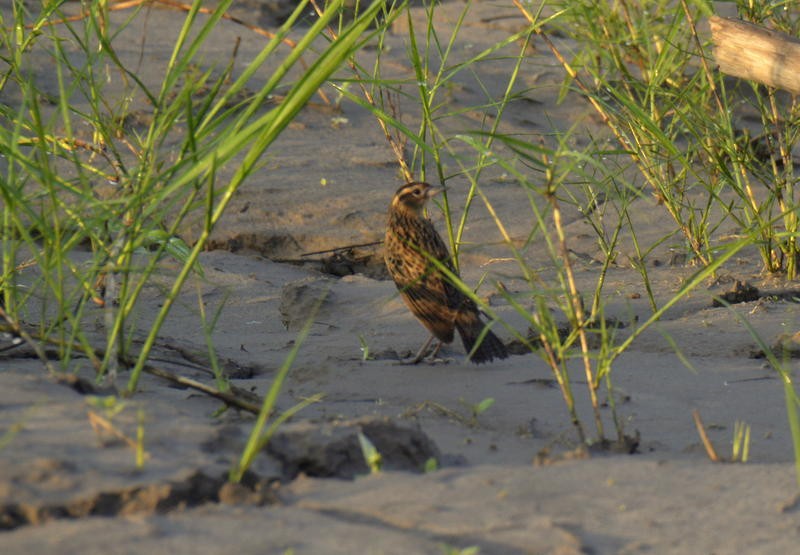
[391,182,442,215]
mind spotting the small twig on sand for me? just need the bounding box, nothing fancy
[693,409,721,462]
[0,318,264,414]
[141,363,262,413]
[0,306,60,376]
[300,240,383,258]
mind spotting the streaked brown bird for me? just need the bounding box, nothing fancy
[384,182,508,364]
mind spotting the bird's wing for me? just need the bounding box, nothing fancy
[420,220,474,312]
[398,274,457,342]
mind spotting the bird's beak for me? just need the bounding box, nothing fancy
[427,185,445,198]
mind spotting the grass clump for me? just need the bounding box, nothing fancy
[0,0,385,395]
[353,0,798,458]
[545,0,800,277]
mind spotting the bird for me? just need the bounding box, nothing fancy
[384,182,508,364]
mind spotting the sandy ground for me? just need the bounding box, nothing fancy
[3,2,800,553]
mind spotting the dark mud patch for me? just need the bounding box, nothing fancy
[292,244,388,279]
[207,231,304,260]
[712,279,800,307]
[207,231,388,279]
[267,417,441,479]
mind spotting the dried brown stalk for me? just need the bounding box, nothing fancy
[692,409,721,462]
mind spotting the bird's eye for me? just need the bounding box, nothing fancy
[413,188,421,196]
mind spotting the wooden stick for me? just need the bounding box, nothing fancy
[709,15,800,94]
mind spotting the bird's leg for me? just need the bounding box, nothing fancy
[408,334,436,364]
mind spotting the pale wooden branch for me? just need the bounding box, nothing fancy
[709,15,800,95]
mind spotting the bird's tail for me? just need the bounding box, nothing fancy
[455,313,508,364]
